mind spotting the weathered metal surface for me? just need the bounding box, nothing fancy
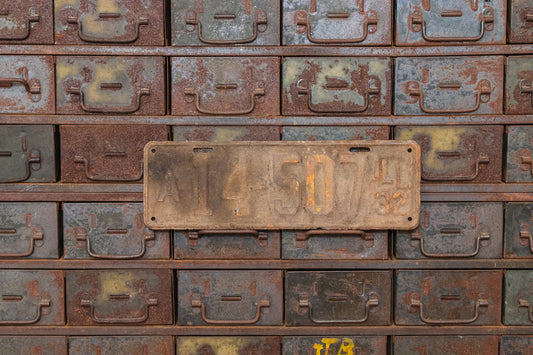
[505,270,533,325]
[0,336,67,355]
[396,0,506,46]
[282,126,390,141]
[0,202,58,259]
[66,269,173,325]
[506,126,533,183]
[0,0,53,44]
[505,203,533,258]
[508,0,533,43]
[396,202,503,259]
[0,125,55,183]
[396,270,502,325]
[63,203,170,260]
[69,336,174,354]
[395,56,504,115]
[56,56,165,115]
[173,126,280,142]
[282,57,392,116]
[60,125,168,183]
[393,335,499,354]
[283,336,386,354]
[506,57,533,115]
[176,336,281,354]
[282,230,388,260]
[0,55,54,113]
[0,270,64,325]
[171,0,280,46]
[171,57,279,116]
[178,270,283,326]
[286,271,392,326]
[55,0,164,45]
[282,0,391,45]
[395,126,503,183]
[501,336,533,354]
[144,141,420,230]
[174,230,280,259]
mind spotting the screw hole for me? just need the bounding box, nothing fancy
[408,217,413,221]
[151,149,156,153]
[407,148,412,153]
[151,217,156,221]
[349,147,370,153]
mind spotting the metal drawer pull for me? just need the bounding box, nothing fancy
[520,80,533,108]
[186,230,268,248]
[0,226,43,257]
[185,10,267,44]
[0,67,41,97]
[521,153,533,178]
[519,224,533,253]
[73,154,143,182]
[0,296,50,324]
[410,296,488,324]
[67,14,148,43]
[68,85,150,114]
[411,228,490,258]
[526,13,533,22]
[80,297,158,323]
[0,135,41,183]
[75,227,154,259]
[0,10,40,40]
[295,229,372,248]
[519,299,533,323]
[184,86,264,115]
[191,294,270,324]
[297,78,380,113]
[422,152,489,181]
[299,292,379,324]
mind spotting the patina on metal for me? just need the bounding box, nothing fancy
[506,126,533,183]
[69,336,174,354]
[393,336,499,354]
[283,336,386,355]
[505,270,533,325]
[281,126,390,141]
[505,203,533,258]
[0,0,53,44]
[173,126,280,142]
[506,56,533,115]
[0,336,67,355]
[508,0,533,43]
[144,141,420,230]
[176,336,281,354]
[501,336,533,354]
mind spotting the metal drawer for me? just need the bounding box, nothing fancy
[508,0,533,43]
[0,0,53,44]
[281,126,390,141]
[504,270,533,325]
[501,336,533,354]
[69,336,174,354]
[506,126,533,183]
[173,126,280,142]
[393,336,499,354]
[176,337,281,354]
[0,336,67,355]
[283,336,387,354]
[506,57,533,115]
[505,203,533,258]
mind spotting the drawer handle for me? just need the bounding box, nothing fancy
[519,223,533,254]
[410,7,493,42]
[0,226,43,258]
[410,296,488,324]
[185,10,267,44]
[0,67,41,98]
[519,299,533,323]
[75,227,155,259]
[0,136,41,183]
[411,227,490,258]
[184,86,264,115]
[73,154,143,182]
[191,293,270,325]
[80,297,158,324]
[0,10,40,40]
[408,79,492,114]
[422,152,489,181]
[68,85,150,114]
[186,230,268,248]
[0,296,50,324]
[298,292,379,324]
[67,14,149,43]
[521,153,533,178]
[297,78,380,113]
[295,10,377,44]
[520,80,533,108]
[295,229,372,248]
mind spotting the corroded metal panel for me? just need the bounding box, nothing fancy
[282,126,390,141]
[144,141,420,230]
[506,126,533,183]
[176,336,281,354]
[504,270,533,325]
[505,203,533,258]
[283,336,387,354]
[508,0,533,43]
[501,336,533,355]
[506,57,533,115]
[0,0,53,44]
[0,336,67,355]
[394,336,499,354]
[173,126,280,142]
[69,336,174,354]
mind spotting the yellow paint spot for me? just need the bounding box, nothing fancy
[212,127,245,142]
[98,271,137,303]
[55,0,79,11]
[176,337,251,355]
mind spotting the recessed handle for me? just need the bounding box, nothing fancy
[73,154,143,182]
[0,226,43,258]
[0,297,50,324]
[80,297,158,323]
[421,153,490,181]
[298,292,379,324]
[184,87,264,115]
[191,293,270,325]
[409,295,488,324]
[295,229,372,248]
[186,230,268,248]
[0,142,41,183]
[0,10,40,40]
[411,228,490,258]
[75,226,154,259]
[67,14,148,43]
[68,85,150,114]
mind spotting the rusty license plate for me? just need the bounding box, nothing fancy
[144,141,420,230]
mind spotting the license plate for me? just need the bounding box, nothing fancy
[144,141,420,230]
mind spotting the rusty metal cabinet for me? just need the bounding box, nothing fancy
[69,336,174,354]
[0,336,67,355]
[0,0,53,44]
[283,336,387,354]
[393,336,500,354]
[176,336,281,354]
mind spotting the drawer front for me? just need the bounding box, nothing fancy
[60,125,168,183]
[173,126,280,142]
[69,336,174,354]
[395,202,503,259]
[176,336,281,354]
[508,0,533,43]
[0,125,55,183]
[506,57,533,114]
[171,0,280,46]
[396,270,502,325]
[283,336,387,354]
[282,126,389,141]
[55,0,164,45]
[282,230,388,260]
[0,270,64,325]
[56,56,165,115]
[501,336,533,354]
[0,336,67,355]
[504,270,533,325]
[395,56,504,115]
[282,57,392,116]
[66,269,173,325]
[282,0,391,45]
[505,203,533,258]
[393,336,499,354]
[396,0,506,46]
[63,203,170,260]
[0,0,53,44]
[0,202,58,259]
[0,56,54,114]
[171,57,280,116]
[285,271,392,326]
[395,125,503,183]
[178,270,283,326]
[506,126,533,183]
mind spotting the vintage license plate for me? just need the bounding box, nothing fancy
[144,141,420,230]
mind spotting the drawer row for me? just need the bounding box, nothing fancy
[3,55,533,116]
[3,124,533,184]
[0,269,532,326]
[4,0,533,46]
